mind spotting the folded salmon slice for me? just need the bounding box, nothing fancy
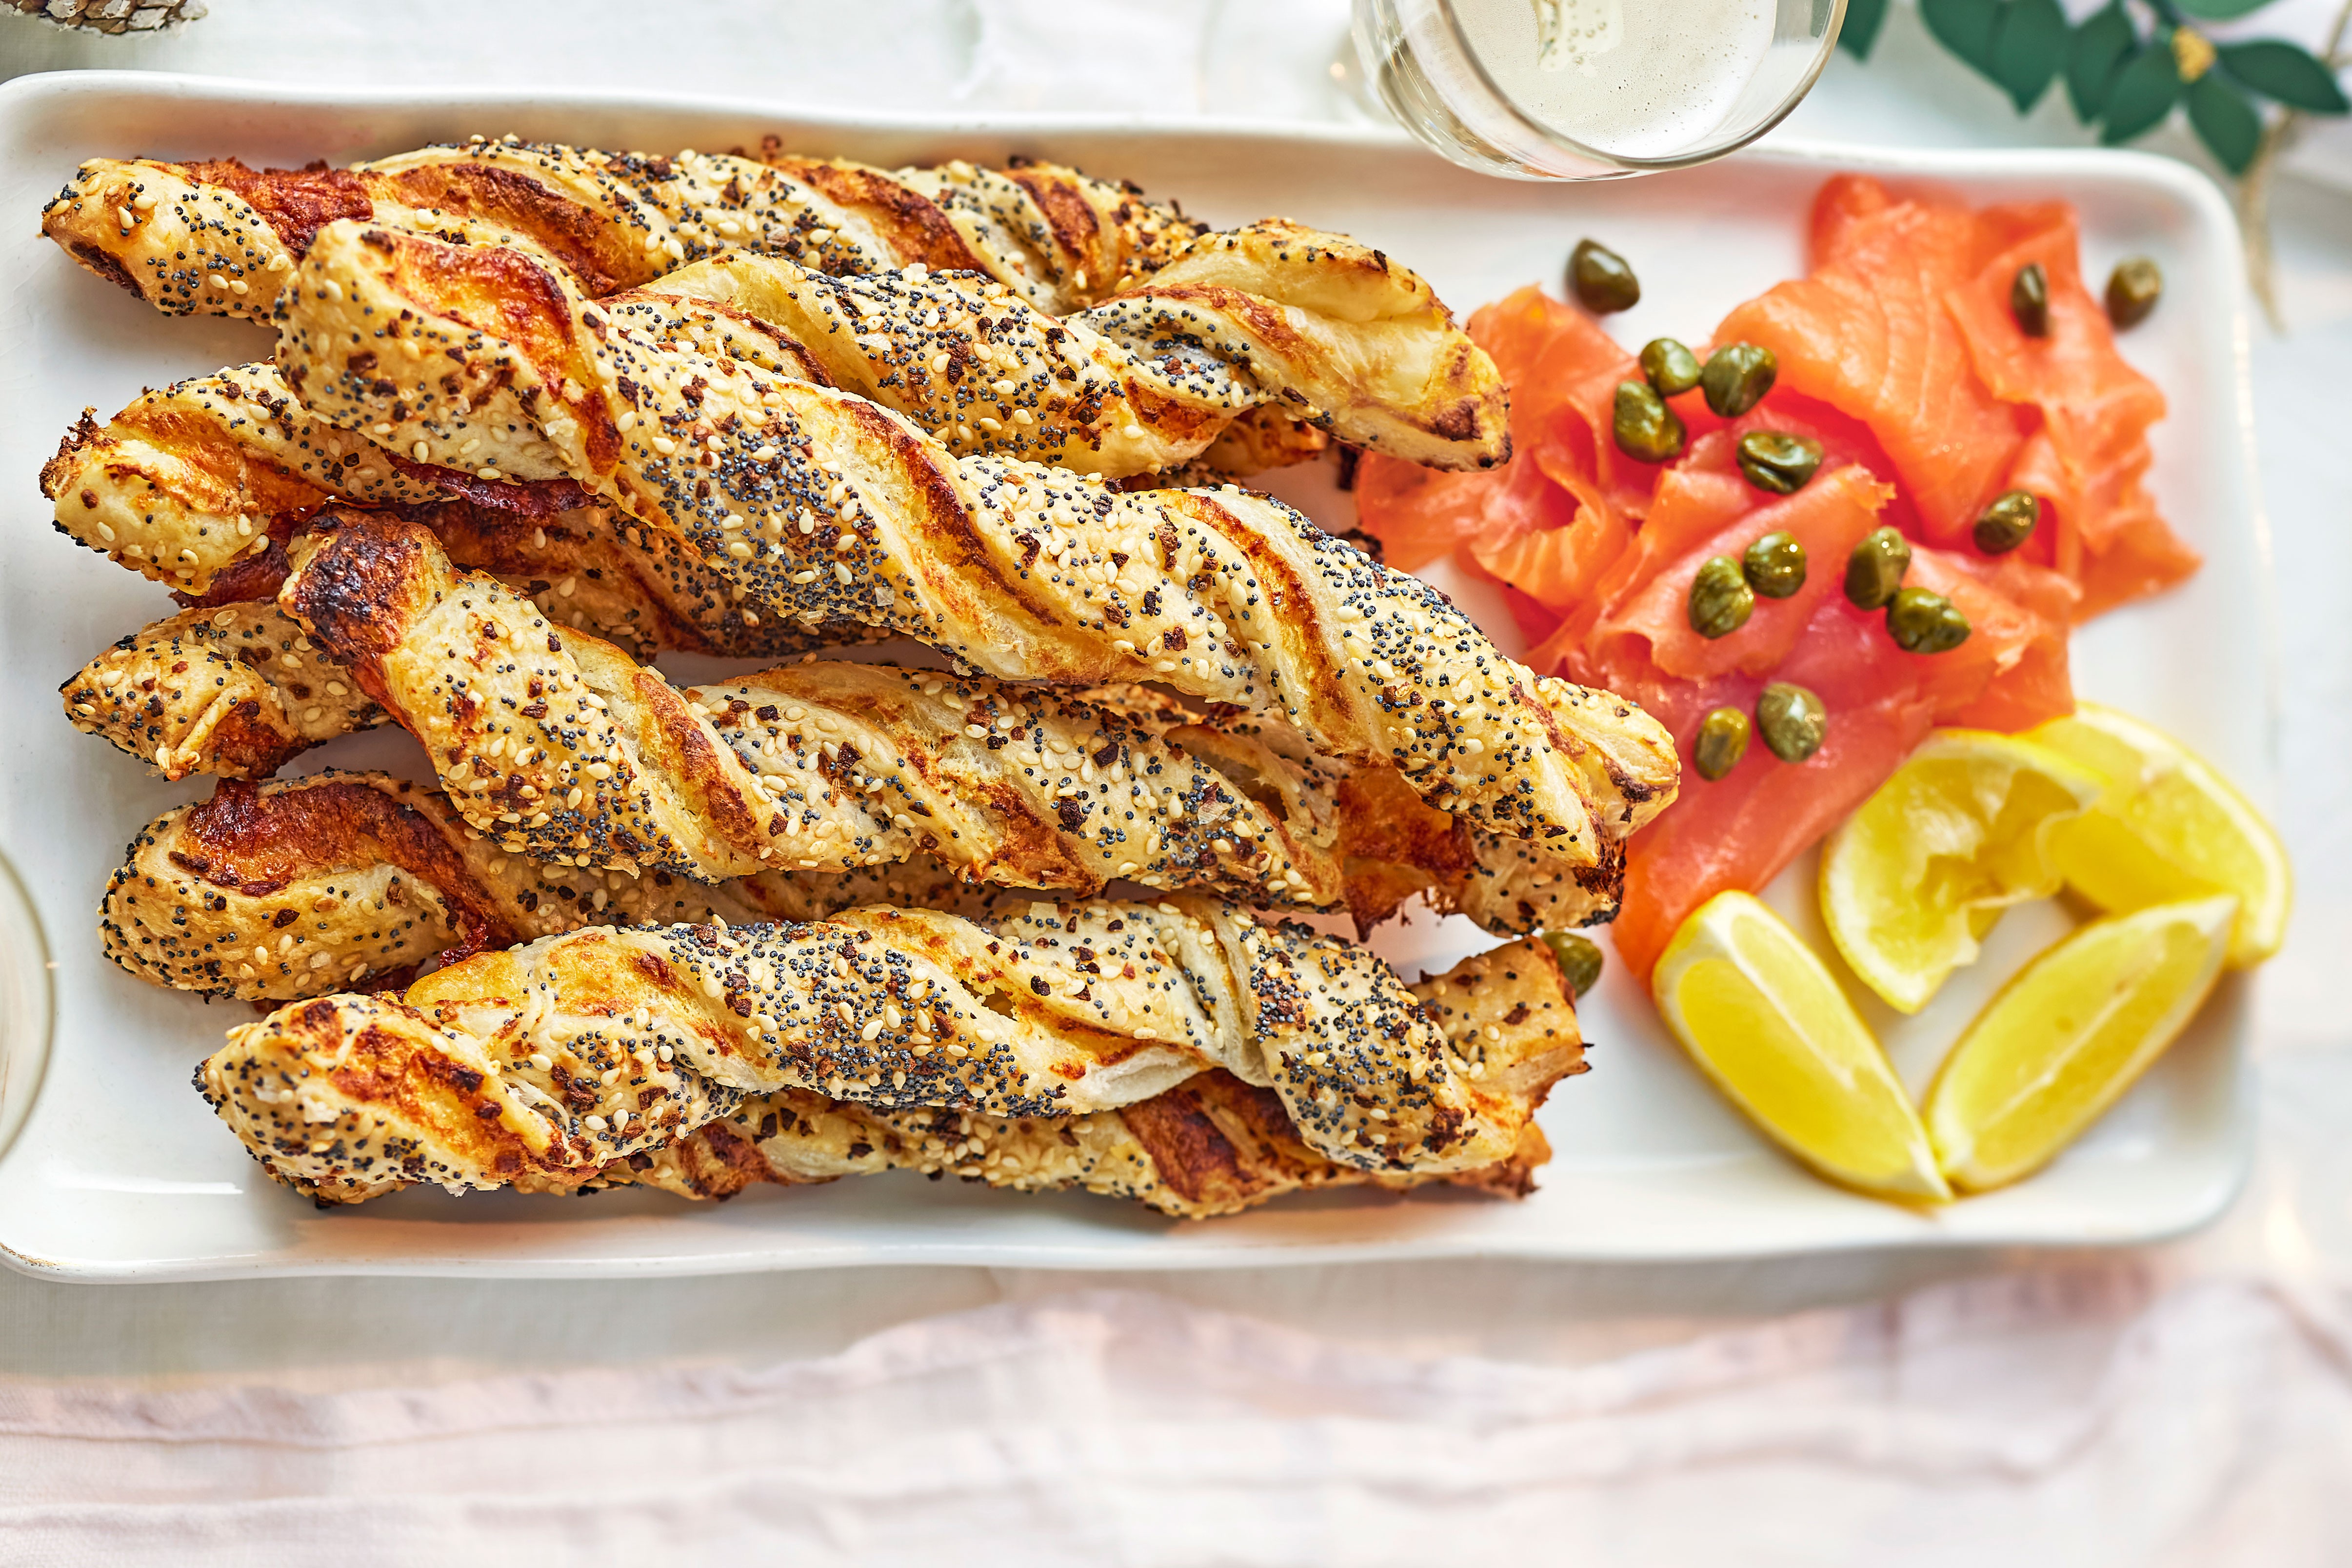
[1714,176,2029,547]
[1944,200,2197,619]
[1357,286,1644,603]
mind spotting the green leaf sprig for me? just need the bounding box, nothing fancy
[1841,0,2349,174]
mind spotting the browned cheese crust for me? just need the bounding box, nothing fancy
[199,918,1579,1206]
[275,221,1676,849]
[40,138,1205,322]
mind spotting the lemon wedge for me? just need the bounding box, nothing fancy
[1923,895,2235,1192]
[1654,892,1949,1201]
[2029,704,2290,969]
[1821,730,2107,1014]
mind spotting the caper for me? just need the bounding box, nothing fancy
[1843,526,1912,611]
[1541,930,1605,998]
[1687,555,1754,639]
[1886,586,1972,654]
[1569,239,1640,314]
[1739,530,1808,599]
[2011,261,2050,337]
[1639,337,1702,397]
[1735,431,1824,496]
[1700,342,1777,418]
[2106,257,2162,329]
[1755,682,1828,764]
[1972,489,2039,555]
[1613,378,1687,463]
[1694,706,1752,781]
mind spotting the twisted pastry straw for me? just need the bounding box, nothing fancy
[561,938,1569,1219]
[101,742,1618,1002]
[641,225,1506,475]
[55,499,863,783]
[66,601,387,782]
[271,513,1345,896]
[103,772,976,1002]
[200,899,1582,1201]
[38,355,760,601]
[41,136,1203,322]
[46,220,1501,598]
[276,221,1677,850]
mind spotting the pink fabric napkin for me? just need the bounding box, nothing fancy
[4,1267,2349,1565]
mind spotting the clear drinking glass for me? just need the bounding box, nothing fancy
[0,845,51,1165]
[1353,0,1848,180]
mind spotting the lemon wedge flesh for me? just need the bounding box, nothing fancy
[2030,704,2290,969]
[1924,895,2235,1192]
[1654,891,1949,1201]
[1821,730,2107,1014]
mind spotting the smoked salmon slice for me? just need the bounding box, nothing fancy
[1356,286,1645,602]
[1944,200,2196,618]
[1548,442,2073,984]
[1714,176,2029,545]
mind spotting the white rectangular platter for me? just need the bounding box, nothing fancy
[0,72,2270,1279]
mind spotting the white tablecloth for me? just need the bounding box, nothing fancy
[2,1,2349,1560]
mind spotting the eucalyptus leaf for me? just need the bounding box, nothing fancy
[1921,0,2002,73]
[2217,40,2352,114]
[2067,5,2136,121]
[1840,0,1891,59]
[2186,73,2264,171]
[1992,0,2070,112]
[2101,43,2183,142]
[2171,0,2274,18]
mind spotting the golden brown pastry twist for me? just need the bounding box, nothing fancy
[275,221,1676,850]
[55,503,882,788]
[578,946,1572,1219]
[101,771,979,1002]
[65,601,387,782]
[41,138,1204,321]
[640,223,1507,476]
[272,514,1349,904]
[98,730,1622,1002]
[48,218,1502,597]
[200,910,1580,1202]
[42,365,780,607]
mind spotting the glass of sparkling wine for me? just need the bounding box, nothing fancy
[1354,0,1847,179]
